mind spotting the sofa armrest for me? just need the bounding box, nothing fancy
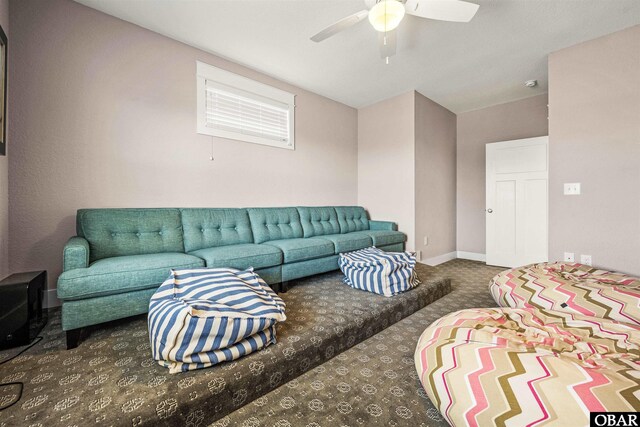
[368,220,398,231]
[63,236,90,271]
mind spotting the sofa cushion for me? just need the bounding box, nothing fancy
[352,230,406,246]
[262,238,334,263]
[334,206,369,233]
[247,208,304,244]
[77,208,185,262]
[316,233,372,254]
[57,253,204,300]
[297,207,340,237]
[189,244,282,270]
[181,208,253,252]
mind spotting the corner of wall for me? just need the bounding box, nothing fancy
[455,94,549,256]
[0,0,9,280]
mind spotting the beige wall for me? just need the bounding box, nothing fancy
[549,25,640,275]
[357,91,416,250]
[8,0,358,290]
[358,90,457,257]
[415,92,457,260]
[0,0,8,280]
[456,95,549,255]
[10,0,637,289]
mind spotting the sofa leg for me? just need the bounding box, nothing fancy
[280,281,290,293]
[66,328,82,350]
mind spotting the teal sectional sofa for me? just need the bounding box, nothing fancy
[57,206,406,348]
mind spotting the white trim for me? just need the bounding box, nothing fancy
[44,289,61,308]
[424,251,457,266]
[456,251,486,262]
[196,61,295,150]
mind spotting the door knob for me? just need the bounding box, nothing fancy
[487,209,493,213]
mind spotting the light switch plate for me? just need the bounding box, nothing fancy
[564,183,581,195]
[580,255,592,266]
[564,252,575,262]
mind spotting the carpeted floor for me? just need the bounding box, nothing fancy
[0,262,453,427]
[0,259,503,427]
[217,259,504,426]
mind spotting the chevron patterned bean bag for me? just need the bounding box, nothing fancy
[338,247,420,297]
[148,268,286,373]
[490,262,640,325]
[414,307,640,427]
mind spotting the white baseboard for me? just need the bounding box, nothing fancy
[44,289,61,308]
[456,251,486,262]
[424,251,457,266]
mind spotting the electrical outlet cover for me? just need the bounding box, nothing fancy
[564,183,581,195]
[580,255,592,266]
[564,252,575,262]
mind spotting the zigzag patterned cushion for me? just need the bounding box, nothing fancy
[148,268,286,374]
[490,262,640,325]
[338,247,420,297]
[415,307,640,427]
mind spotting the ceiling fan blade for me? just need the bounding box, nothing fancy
[310,10,369,42]
[378,29,397,60]
[404,0,479,23]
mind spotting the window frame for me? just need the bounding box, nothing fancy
[196,61,295,150]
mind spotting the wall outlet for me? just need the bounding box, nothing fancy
[564,183,581,195]
[416,250,422,261]
[564,252,575,262]
[580,255,592,266]
[423,236,429,246]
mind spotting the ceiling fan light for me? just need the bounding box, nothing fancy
[368,0,405,32]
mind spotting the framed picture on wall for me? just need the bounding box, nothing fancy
[0,24,6,156]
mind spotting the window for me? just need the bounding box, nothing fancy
[197,61,295,150]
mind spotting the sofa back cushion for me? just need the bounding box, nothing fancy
[334,206,370,234]
[247,208,303,243]
[181,208,253,252]
[297,207,340,238]
[77,209,185,262]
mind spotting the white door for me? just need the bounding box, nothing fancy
[486,136,548,267]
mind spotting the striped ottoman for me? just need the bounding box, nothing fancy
[490,262,640,325]
[148,267,286,373]
[338,247,420,297]
[414,307,640,427]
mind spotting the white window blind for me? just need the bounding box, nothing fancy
[205,81,290,143]
[197,61,295,150]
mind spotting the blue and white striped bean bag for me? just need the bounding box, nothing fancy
[338,247,420,297]
[148,267,286,373]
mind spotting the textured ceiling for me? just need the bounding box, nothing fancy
[74,0,640,112]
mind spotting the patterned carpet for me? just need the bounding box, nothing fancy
[217,259,504,427]
[0,262,454,426]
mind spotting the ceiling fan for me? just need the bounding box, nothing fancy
[310,0,479,63]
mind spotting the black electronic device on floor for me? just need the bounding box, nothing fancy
[0,270,47,350]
